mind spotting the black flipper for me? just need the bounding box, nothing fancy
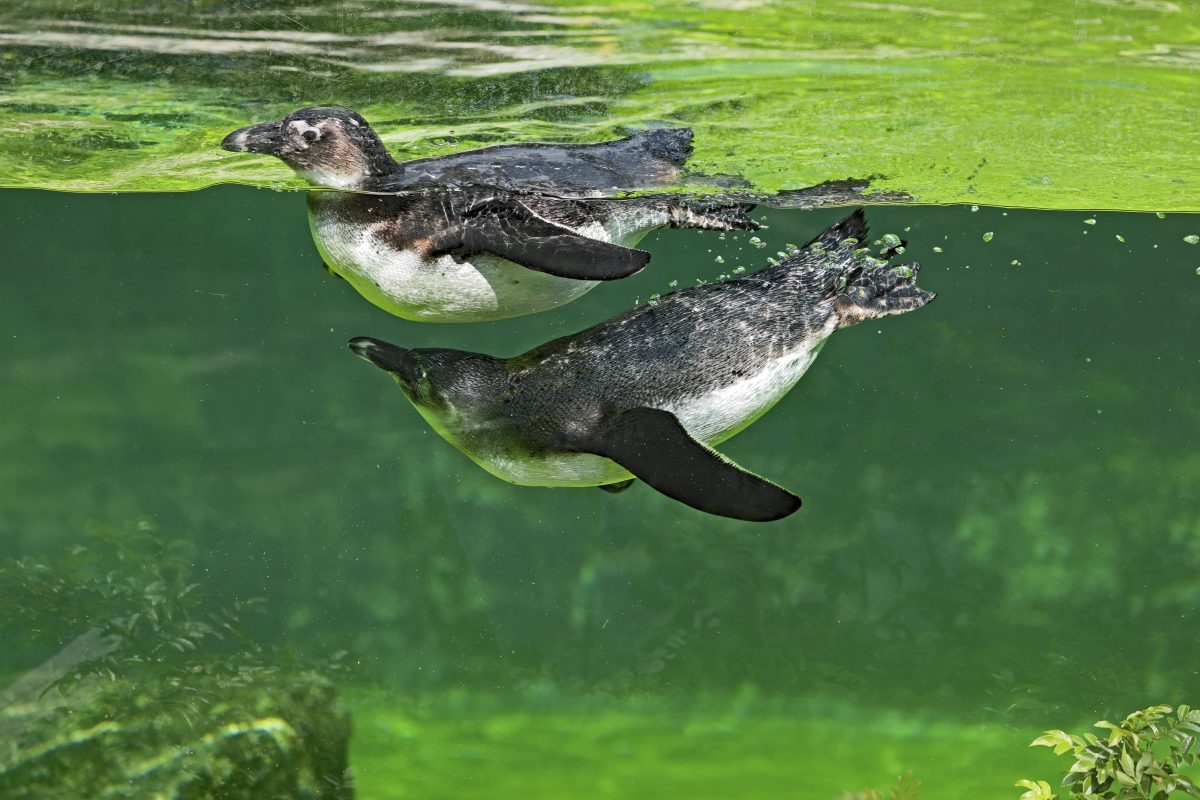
[597,479,636,494]
[584,407,800,522]
[430,199,650,281]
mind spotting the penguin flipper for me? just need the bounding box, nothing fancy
[433,199,651,281]
[584,407,800,522]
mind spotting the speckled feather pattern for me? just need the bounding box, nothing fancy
[382,210,936,486]
[308,189,757,321]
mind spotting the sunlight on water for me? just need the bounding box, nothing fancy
[0,0,1197,206]
[1,0,1199,797]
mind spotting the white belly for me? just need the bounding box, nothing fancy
[308,211,660,323]
[309,215,598,323]
[462,340,829,488]
[666,339,828,444]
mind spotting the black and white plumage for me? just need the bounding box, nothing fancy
[348,210,936,522]
[221,106,761,322]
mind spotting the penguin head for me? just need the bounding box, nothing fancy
[349,337,502,420]
[222,106,396,189]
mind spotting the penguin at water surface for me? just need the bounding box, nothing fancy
[348,209,935,522]
[221,106,768,322]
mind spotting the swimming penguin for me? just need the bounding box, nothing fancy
[221,106,761,322]
[348,209,935,522]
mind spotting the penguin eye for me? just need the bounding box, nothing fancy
[302,129,320,142]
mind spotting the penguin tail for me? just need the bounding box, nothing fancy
[625,127,695,167]
[667,200,760,231]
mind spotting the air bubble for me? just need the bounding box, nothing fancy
[880,233,902,249]
[1084,218,1097,225]
[714,255,725,264]
[1184,235,1199,244]
[932,246,943,253]
[1115,234,1126,243]
[982,231,994,242]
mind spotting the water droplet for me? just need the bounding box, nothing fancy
[714,255,725,264]
[1184,235,1199,244]
[1084,218,1097,225]
[1115,234,1126,243]
[982,231,994,242]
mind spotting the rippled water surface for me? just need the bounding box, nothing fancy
[1,0,1198,206]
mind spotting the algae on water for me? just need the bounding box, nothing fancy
[0,0,1198,209]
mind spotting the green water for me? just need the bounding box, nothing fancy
[2,186,1198,797]
[3,0,1200,796]
[2,0,1199,208]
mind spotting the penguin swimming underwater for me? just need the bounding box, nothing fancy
[221,106,761,322]
[348,209,936,522]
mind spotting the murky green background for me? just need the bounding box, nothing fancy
[2,0,1200,796]
[2,187,1198,797]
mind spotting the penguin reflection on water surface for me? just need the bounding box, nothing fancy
[349,210,935,522]
[221,106,760,322]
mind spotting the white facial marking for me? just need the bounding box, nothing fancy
[289,119,321,140]
[231,130,249,150]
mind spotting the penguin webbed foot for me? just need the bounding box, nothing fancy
[583,407,800,522]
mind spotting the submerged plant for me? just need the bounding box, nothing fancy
[1017,705,1200,800]
[0,521,263,691]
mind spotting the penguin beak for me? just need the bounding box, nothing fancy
[349,337,420,383]
[221,121,284,155]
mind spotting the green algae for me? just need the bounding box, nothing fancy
[346,689,1053,800]
[1,0,1197,209]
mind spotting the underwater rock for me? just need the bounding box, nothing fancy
[0,663,352,799]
